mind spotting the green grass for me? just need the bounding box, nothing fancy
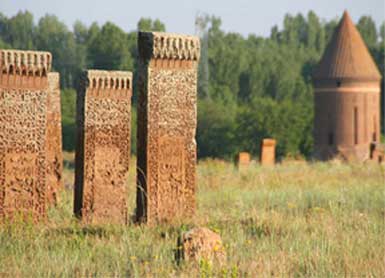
[0,156,384,277]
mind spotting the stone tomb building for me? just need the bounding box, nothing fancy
[136,32,200,223]
[46,72,63,204]
[74,70,132,224]
[313,11,381,161]
[0,49,53,221]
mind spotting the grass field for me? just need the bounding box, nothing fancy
[0,153,384,277]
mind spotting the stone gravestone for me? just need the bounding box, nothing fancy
[260,138,276,166]
[236,152,251,170]
[74,70,132,224]
[46,72,63,205]
[136,32,200,223]
[0,49,51,221]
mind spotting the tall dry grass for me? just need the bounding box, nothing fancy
[0,154,383,277]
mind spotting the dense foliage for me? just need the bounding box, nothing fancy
[0,11,383,159]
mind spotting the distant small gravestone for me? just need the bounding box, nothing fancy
[236,152,251,169]
[74,70,132,224]
[260,139,276,166]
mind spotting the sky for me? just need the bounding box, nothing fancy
[1,0,384,36]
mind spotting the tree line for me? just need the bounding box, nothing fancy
[0,11,383,159]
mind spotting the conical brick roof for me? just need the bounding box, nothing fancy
[314,11,381,81]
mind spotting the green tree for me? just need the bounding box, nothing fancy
[357,16,378,48]
[137,18,166,32]
[88,22,133,70]
[1,11,35,49]
[197,98,237,158]
[380,22,385,44]
[61,88,76,150]
[35,15,79,88]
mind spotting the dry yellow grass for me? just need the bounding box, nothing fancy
[0,155,383,277]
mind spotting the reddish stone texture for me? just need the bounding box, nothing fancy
[0,49,52,222]
[313,12,381,161]
[370,143,385,164]
[46,72,63,205]
[236,152,251,169]
[260,139,276,166]
[136,32,200,224]
[74,70,132,224]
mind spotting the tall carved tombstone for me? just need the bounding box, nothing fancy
[46,72,63,205]
[0,49,51,221]
[136,32,200,224]
[74,70,132,224]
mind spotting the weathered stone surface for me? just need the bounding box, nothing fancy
[236,152,251,169]
[0,49,52,221]
[136,32,200,224]
[313,12,381,161]
[74,70,132,224]
[46,72,63,205]
[177,227,226,265]
[260,139,276,166]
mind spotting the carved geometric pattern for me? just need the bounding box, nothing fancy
[137,32,200,223]
[0,49,51,221]
[74,70,132,224]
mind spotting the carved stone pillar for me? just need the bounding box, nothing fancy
[0,49,52,221]
[74,70,132,224]
[136,32,200,223]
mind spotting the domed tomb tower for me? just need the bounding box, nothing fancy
[313,11,382,161]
